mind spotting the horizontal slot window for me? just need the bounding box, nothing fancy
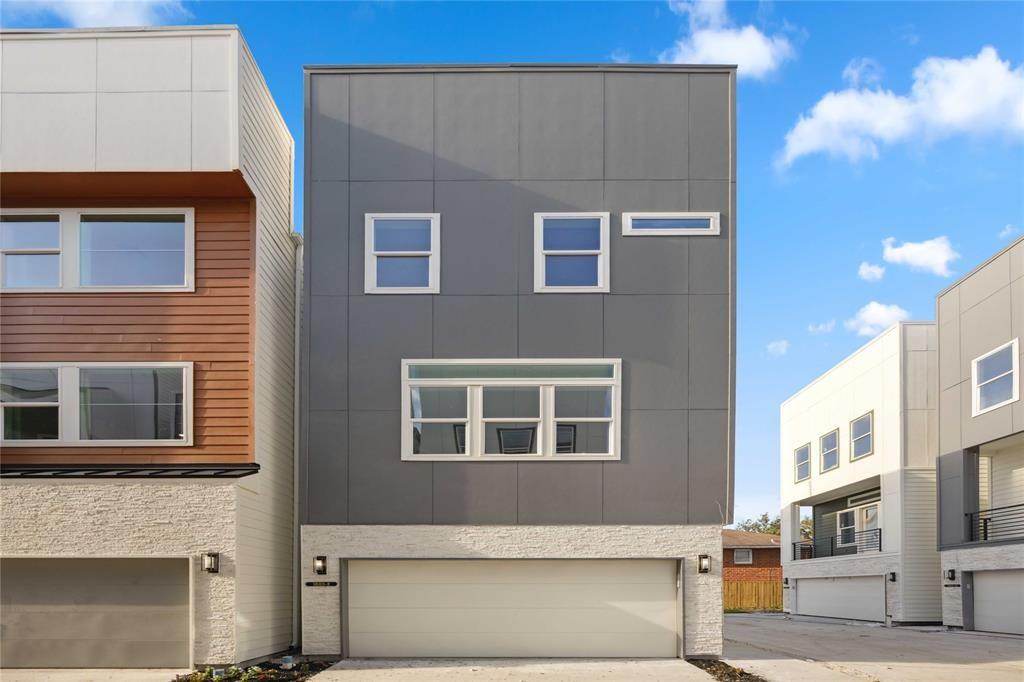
[623,212,721,236]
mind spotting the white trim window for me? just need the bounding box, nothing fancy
[850,411,873,460]
[794,443,811,482]
[0,362,193,447]
[733,548,753,565]
[972,338,1019,416]
[534,212,609,293]
[0,208,195,292]
[401,359,621,461]
[622,212,721,236]
[836,502,879,549]
[364,213,440,294]
[820,428,839,472]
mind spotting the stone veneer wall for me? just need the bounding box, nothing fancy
[939,543,1024,628]
[301,525,723,658]
[0,479,239,665]
[783,553,901,621]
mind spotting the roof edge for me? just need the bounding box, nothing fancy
[305,63,738,74]
[1,25,238,35]
[936,235,1024,299]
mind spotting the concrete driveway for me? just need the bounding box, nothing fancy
[723,613,1024,682]
[311,658,713,680]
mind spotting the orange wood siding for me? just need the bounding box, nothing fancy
[0,197,255,464]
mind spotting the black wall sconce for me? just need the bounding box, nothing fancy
[888,572,897,583]
[202,552,220,574]
[783,577,789,587]
[698,554,712,573]
[314,555,328,575]
[945,569,956,581]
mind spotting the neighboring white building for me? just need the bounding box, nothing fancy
[780,322,941,624]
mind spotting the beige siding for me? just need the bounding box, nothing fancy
[978,455,991,511]
[990,447,1024,509]
[233,38,297,661]
[899,468,941,622]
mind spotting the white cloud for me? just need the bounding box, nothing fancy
[858,261,885,281]
[842,57,883,88]
[1000,224,1019,239]
[807,320,836,335]
[766,339,790,356]
[659,1,794,80]
[2,0,187,28]
[778,47,1024,167]
[610,48,631,64]
[845,302,910,337]
[882,236,960,277]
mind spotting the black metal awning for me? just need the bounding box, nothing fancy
[0,463,260,479]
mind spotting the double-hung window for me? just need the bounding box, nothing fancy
[534,213,609,292]
[0,363,192,446]
[0,208,193,292]
[850,411,873,460]
[972,338,1018,416]
[402,359,620,461]
[820,428,839,472]
[794,443,811,482]
[836,503,879,549]
[622,212,721,236]
[364,213,440,293]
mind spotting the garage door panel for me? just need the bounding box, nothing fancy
[348,581,674,609]
[4,638,190,669]
[352,605,677,634]
[350,559,677,584]
[350,631,678,658]
[974,570,1024,635]
[795,576,885,622]
[4,607,189,640]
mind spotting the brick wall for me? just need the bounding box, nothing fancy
[723,547,780,568]
[724,566,782,582]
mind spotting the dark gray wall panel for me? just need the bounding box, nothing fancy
[348,410,432,523]
[433,295,518,358]
[435,74,519,180]
[433,462,518,524]
[519,74,604,179]
[689,295,730,409]
[309,182,349,296]
[309,295,348,411]
[350,74,434,180]
[688,180,730,296]
[689,74,730,180]
[604,295,688,410]
[348,296,432,410]
[310,74,349,181]
[687,409,729,524]
[603,410,687,523]
[518,294,603,358]
[307,410,349,524]
[436,181,520,294]
[605,73,688,179]
[517,461,603,524]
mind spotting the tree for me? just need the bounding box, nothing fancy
[734,513,780,535]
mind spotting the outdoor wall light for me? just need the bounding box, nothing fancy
[314,555,328,575]
[202,552,220,574]
[888,572,897,583]
[783,577,789,586]
[698,554,712,573]
[945,569,956,581]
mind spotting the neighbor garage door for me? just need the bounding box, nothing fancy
[795,576,885,622]
[347,559,678,657]
[0,558,190,668]
[973,569,1024,635]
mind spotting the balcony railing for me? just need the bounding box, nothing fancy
[792,528,882,560]
[967,503,1024,542]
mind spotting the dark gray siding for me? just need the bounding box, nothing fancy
[301,67,736,525]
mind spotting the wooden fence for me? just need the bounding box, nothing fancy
[723,580,783,611]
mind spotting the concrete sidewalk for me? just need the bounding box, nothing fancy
[312,658,714,680]
[723,613,1024,682]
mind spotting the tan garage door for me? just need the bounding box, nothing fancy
[974,569,1024,635]
[1,558,190,668]
[347,559,678,658]
[795,576,885,622]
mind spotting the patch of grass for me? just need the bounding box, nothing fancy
[687,658,768,682]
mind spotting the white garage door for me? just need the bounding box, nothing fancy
[795,576,885,622]
[974,569,1024,635]
[347,559,678,658]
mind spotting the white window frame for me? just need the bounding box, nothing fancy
[733,548,753,565]
[0,361,193,447]
[834,502,879,548]
[534,212,610,293]
[622,212,721,237]
[820,428,840,473]
[401,358,621,462]
[364,213,440,294]
[0,211,63,289]
[850,411,874,460]
[794,443,811,482]
[0,208,195,293]
[972,338,1019,417]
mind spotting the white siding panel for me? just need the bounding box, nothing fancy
[900,468,941,622]
[990,447,1024,510]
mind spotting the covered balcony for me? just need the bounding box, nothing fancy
[968,435,1024,543]
[790,477,883,561]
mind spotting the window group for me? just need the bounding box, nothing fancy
[794,411,874,482]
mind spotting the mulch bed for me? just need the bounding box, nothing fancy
[173,659,338,682]
[687,658,768,682]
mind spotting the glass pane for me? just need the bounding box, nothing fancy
[544,255,598,287]
[862,505,878,530]
[0,368,58,403]
[979,373,1014,410]
[409,364,614,380]
[80,251,186,286]
[839,511,855,528]
[410,387,466,419]
[80,403,183,440]
[543,218,601,251]
[853,434,872,458]
[852,414,871,439]
[483,387,539,419]
[413,422,464,455]
[485,423,538,454]
[795,445,810,465]
[376,256,429,288]
[373,219,432,252]
[3,253,59,288]
[977,346,1013,384]
[822,449,838,470]
[555,422,609,454]
[3,406,58,440]
[631,217,712,230]
[79,215,186,287]
[821,431,838,452]
[796,461,810,480]
[79,368,184,440]
[555,386,611,418]
[0,215,60,249]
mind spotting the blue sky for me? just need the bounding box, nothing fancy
[5,1,1023,524]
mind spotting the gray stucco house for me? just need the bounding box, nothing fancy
[299,64,736,658]
[936,236,1024,635]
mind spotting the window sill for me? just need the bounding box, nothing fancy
[1,439,193,448]
[403,453,619,462]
